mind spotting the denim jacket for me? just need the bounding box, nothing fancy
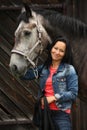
[21,63,78,111]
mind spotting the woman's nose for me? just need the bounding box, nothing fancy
[56,49,60,54]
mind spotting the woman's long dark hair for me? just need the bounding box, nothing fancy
[44,36,73,68]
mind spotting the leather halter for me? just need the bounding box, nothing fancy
[11,24,43,68]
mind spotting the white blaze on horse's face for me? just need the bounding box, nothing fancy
[9,10,52,76]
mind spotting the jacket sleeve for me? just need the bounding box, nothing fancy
[20,68,36,80]
[20,65,44,80]
[55,65,78,102]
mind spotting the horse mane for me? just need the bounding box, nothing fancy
[34,9,87,38]
[18,7,87,39]
[53,14,87,38]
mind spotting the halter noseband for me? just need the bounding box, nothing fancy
[11,24,43,68]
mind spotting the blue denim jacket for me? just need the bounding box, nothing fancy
[21,63,78,111]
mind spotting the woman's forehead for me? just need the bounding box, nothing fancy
[55,41,66,47]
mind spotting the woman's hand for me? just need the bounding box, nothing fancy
[46,96,57,103]
[41,96,57,106]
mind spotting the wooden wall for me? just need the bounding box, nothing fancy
[69,0,87,129]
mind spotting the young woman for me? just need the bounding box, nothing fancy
[20,36,78,130]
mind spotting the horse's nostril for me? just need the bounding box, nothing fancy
[12,65,18,72]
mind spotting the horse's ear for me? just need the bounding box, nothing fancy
[22,3,32,17]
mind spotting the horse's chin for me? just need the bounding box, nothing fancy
[10,67,28,78]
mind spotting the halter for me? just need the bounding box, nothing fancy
[11,24,43,68]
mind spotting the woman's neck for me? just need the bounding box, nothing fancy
[51,61,60,69]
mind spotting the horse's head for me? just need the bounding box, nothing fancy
[9,5,51,76]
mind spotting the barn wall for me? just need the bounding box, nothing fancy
[78,0,87,24]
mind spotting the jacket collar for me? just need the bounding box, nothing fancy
[57,63,65,72]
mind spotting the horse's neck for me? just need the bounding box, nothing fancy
[43,12,87,39]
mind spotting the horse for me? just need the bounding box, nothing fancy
[9,4,87,102]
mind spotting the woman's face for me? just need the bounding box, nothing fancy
[51,41,66,62]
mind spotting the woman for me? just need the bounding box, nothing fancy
[20,36,78,130]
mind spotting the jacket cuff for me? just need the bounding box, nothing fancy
[55,93,61,100]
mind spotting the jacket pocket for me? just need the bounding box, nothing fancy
[56,77,67,92]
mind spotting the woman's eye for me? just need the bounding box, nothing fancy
[54,47,58,50]
[60,49,65,52]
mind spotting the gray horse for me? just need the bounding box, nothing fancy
[9,4,87,102]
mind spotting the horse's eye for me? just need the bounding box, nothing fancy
[24,31,31,36]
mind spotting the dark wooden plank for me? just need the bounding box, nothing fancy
[0,24,13,44]
[0,35,11,56]
[0,108,15,121]
[0,11,16,34]
[0,3,65,10]
[0,12,16,45]
[0,48,10,67]
[0,119,32,125]
[0,76,33,118]
[0,91,28,120]
[5,10,21,22]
